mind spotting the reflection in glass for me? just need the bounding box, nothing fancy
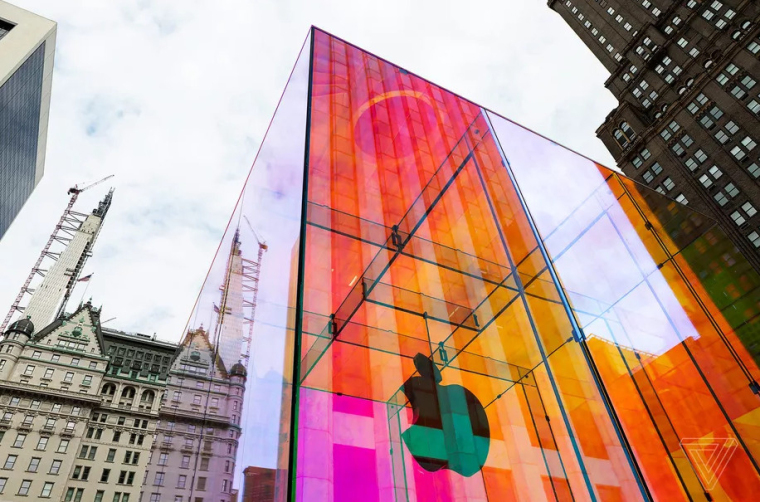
[181,27,760,502]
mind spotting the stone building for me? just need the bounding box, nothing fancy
[141,327,246,502]
[0,301,176,501]
[549,0,760,270]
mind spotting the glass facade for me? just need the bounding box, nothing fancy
[0,41,45,239]
[185,28,760,501]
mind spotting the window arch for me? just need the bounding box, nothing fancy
[620,122,635,140]
[100,383,116,396]
[121,386,136,399]
[141,390,155,404]
[614,129,628,148]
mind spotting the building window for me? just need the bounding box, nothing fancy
[700,115,715,129]
[731,146,747,160]
[107,448,116,462]
[3,455,16,469]
[49,460,62,474]
[725,183,740,198]
[731,211,746,226]
[747,163,760,178]
[154,472,165,486]
[717,63,740,86]
[64,488,84,502]
[82,375,92,386]
[688,93,709,114]
[40,481,54,498]
[743,202,757,218]
[27,457,40,473]
[63,372,74,383]
[181,455,190,468]
[17,480,31,496]
[71,465,90,480]
[748,37,760,55]
[614,121,636,149]
[197,476,207,491]
[13,433,26,448]
[748,231,760,247]
[57,439,69,453]
[31,351,41,359]
[150,495,161,502]
[660,121,680,141]
[23,365,34,376]
[79,445,98,460]
[94,491,104,502]
[177,474,187,488]
[0,478,5,494]
[675,193,688,205]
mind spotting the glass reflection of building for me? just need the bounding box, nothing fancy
[184,27,760,501]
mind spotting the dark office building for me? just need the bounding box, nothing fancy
[242,466,275,502]
[550,0,760,270]
[0,1,56,240]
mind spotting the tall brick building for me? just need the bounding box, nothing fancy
[549,0,760,270]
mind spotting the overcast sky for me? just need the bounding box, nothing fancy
[0,1,616,348]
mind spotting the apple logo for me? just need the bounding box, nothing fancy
[400,353,490,477]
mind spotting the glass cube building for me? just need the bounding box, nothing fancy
[188,28,760,501]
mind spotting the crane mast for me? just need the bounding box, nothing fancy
[240,239,267,368]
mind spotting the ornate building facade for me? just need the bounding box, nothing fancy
[141,327,246,502]
[549,0,760,271]
[0,302,175,501]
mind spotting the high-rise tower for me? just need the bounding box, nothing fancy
[548,0,760,270]
[18,189,113,330]
[215,230,246,370]
[0,0,56,240]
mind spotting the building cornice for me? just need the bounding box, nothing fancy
[0,380,102,405]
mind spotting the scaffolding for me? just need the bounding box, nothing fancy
[213,220,267,371]
[1,176,114,334]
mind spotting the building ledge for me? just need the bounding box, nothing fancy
[0,380,101,404]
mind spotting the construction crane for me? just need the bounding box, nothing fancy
[1,175,114,334]
[240,216,267,369]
